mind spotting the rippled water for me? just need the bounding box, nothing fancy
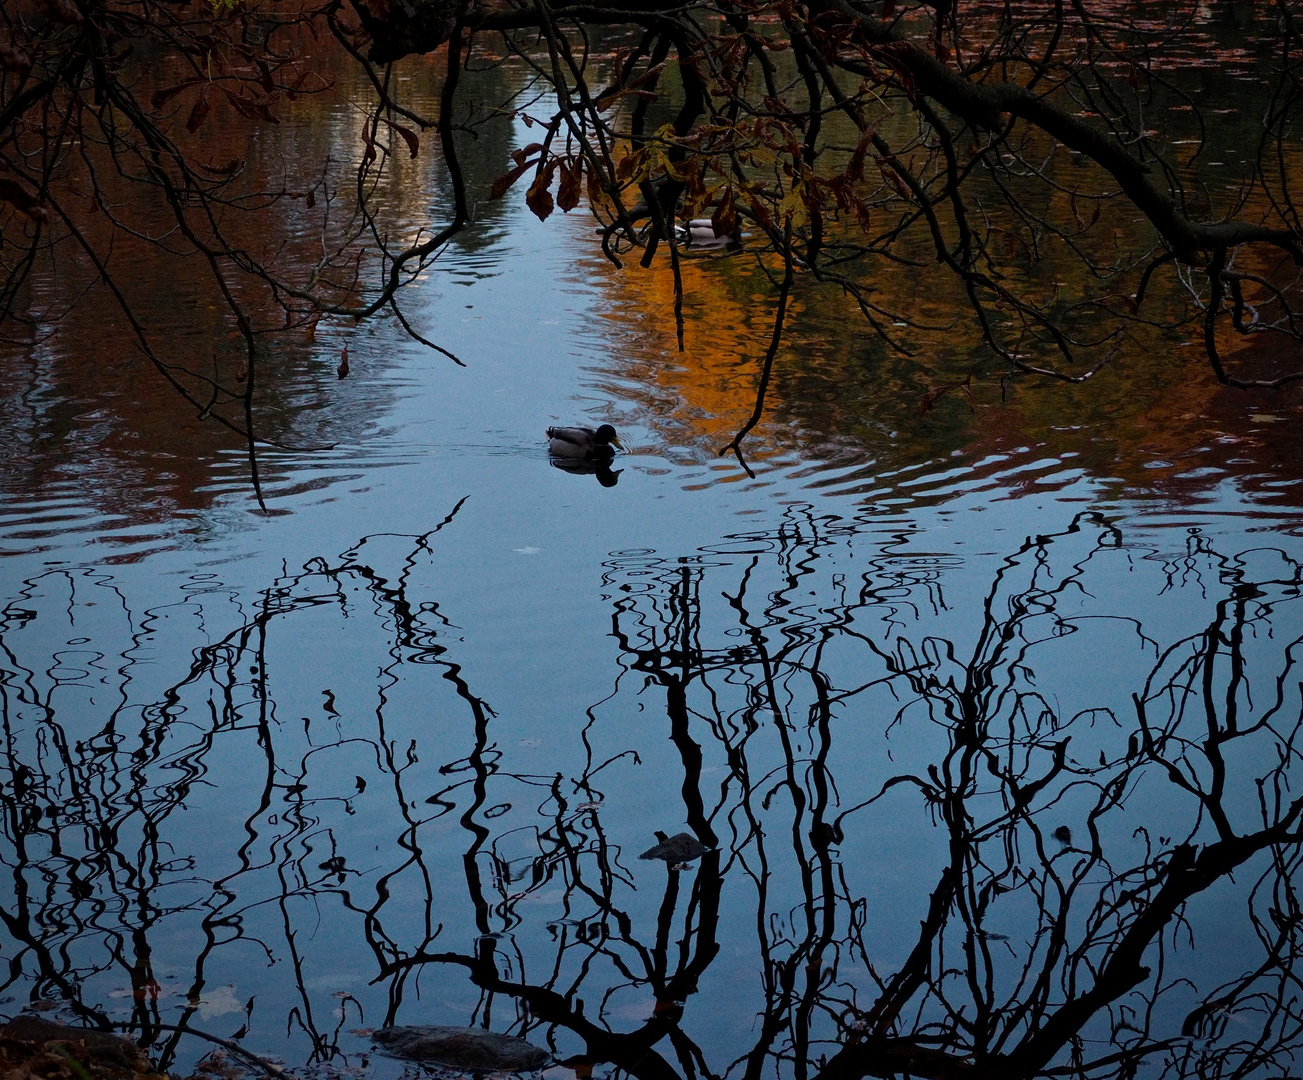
[5,27,1303,1080]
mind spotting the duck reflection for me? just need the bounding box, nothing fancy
[549,456,622,486]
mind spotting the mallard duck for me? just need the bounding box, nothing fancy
[546,424,622,459]
[673,218,742,248]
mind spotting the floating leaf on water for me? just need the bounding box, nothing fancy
[189,984,245,1019]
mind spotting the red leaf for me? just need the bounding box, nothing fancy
[511,143,545,168]
[850,194,872,233]
[586,163,605,207]
[525,177,555,221]
[711,188,737,235]
[219,87,279,124]
[185,84,212,134]
[919,374,973,415]
[151,78,203,110]
[874,41,918,103]
[846,120,880,182]
[254,58,276,96]
[623,62,666,94]
[525,159,560,221]
[557,160,581,212]
[382,118,419,158]
[741,186,774,233]
[490,159,534,200]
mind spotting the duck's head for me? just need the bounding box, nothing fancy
[595,424,623,450]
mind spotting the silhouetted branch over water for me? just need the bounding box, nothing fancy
[7,0,1303,479]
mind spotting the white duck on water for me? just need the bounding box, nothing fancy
[546,424,622,459]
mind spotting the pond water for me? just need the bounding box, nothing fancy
[5,20,1303,1080]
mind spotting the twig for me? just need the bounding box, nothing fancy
[110,1023,286,1079]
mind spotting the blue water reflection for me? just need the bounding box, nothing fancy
[4,112,1303,1080]
[4,478,1303,1078]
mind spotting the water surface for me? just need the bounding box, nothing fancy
[4,24,1303,1080]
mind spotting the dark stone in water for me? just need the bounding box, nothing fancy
[638,830,709,862]
[1,1016,143,1069]
[372,1026,547,1071]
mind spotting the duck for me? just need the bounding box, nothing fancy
[546,424,622,459]
[673,217,742,249]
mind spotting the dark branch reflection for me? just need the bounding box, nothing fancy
[2,505,1303,1080]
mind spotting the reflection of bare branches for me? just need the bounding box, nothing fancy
[4,508,1303,1078]
[0,503,475,1067]
[353,508,1303,1079]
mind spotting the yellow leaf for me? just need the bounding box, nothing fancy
[778,185,808,229]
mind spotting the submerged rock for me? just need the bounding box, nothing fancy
[371,1026,547,1071]
[1,1016,144,1069]
[638,830,709,863]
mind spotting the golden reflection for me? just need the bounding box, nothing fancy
[7,10,1303,526]
[573,81,1303,497]
[578,204,1303,502]
[589,248,802,457]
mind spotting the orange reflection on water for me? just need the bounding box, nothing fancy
[587,245,804,461]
